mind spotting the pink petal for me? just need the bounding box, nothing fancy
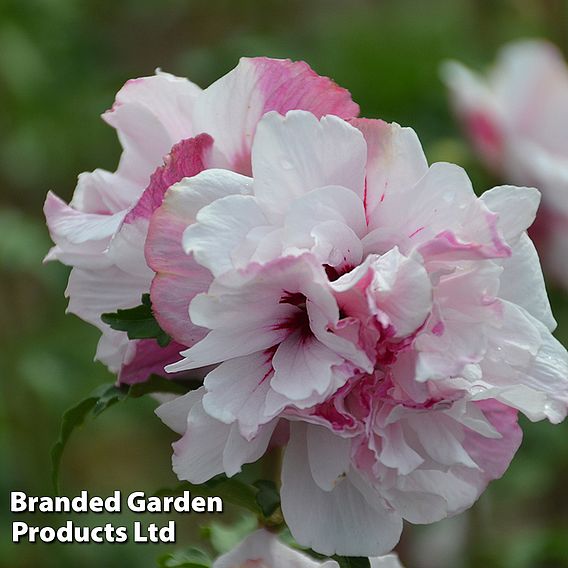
[118,339,190,385]
[124,134,214,224]
[463,399,522,482]
[146,168,256,346]
[192,57,359,174]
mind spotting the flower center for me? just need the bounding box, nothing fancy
[278,292,311,338]
[324,263,353,282]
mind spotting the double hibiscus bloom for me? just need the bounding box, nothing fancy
[45,57,568,556]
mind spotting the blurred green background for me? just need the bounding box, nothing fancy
[1,0,568,566]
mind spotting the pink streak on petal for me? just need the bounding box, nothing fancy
[254,57,360,120]
[431,321,445,337]
[124,133,214,224]
[419,228,511,260]
[228,58,360,175]
[137,134,217,347]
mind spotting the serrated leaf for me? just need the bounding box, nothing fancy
[52,376,198,495]
[101,293,171,346]
[157,546,211,568]
[333,556,371,568]
[253,479,280,517]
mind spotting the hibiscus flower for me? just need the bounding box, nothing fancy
[44,58,358,383]
[151,111,568,555]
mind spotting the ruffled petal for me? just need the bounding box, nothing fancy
[281,423,403,557]
[252,111,366,220]
[192,57,359,173]
[103,71,200,186]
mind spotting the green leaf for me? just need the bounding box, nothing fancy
[200,515,257,555]
[52,376,198,495]
[154,475,261,516]
[157,546,211,568]
[101,293,171,347]
[206,476,261,514]
[92,385,128,416]
[333,556,371,568]
[253,479,280,517]
[51,393,101,495]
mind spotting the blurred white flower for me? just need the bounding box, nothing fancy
[443,39,568,288]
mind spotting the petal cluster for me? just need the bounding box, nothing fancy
[442,40,568,288]
[44,59,358,382]
[151,111,568,555]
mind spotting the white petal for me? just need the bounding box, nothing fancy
[351,119,428,224]
[162,168,254,220]
[155,388,203,435]
[370,554,404,568]
[498,233,556,331]
[184,194,268,276]
[410,413,479,469]
[480,302,568,422]
[306,425,352,491]
[72,168,139,214]
[203,351,275,439]
[365,162,477,254]
[44,192,125,268]
[368,248,432,338]
[66,266,149,333]
[480,185,540,243]
[284,185,367,243]
[281,423,403,557]
[252,111,366,220]
[163,388,276,483]
[271,332,344,401]
[103,72,200,186]
[222,420,276,477]
[213,529,339,568]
